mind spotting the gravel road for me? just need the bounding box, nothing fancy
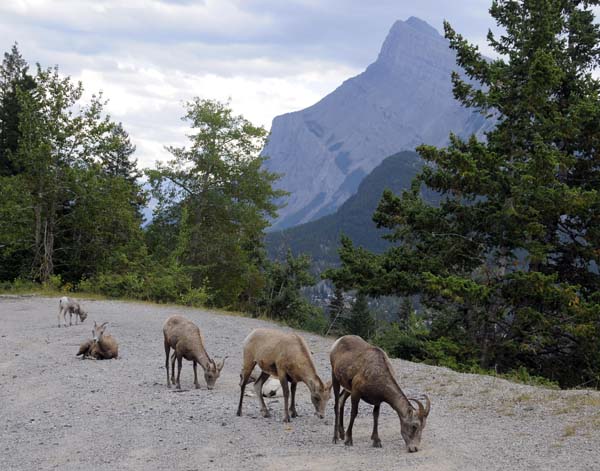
[1,296,599,470]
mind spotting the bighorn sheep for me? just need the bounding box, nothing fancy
[237,328,332,422]
[240,370,282,397]
[76,321,119,360]
[163,315,226,390]
[330,335,430,452]
[58,296,87,327]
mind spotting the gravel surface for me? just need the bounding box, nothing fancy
[1,296,599,470]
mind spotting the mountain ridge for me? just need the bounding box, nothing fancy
[263,17,490,231]
[266,150,436,269]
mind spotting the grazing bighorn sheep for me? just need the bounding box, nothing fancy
[76,321,119,360]
[58,296,88,327]
[330,335,430,452]
[237,328,332,422]
[163,315,226,390]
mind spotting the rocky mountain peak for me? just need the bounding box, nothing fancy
[263,17,491,231]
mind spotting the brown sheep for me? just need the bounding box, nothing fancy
[237,328,332,422]
[163,315,226,390]
[330,335,430,452]
[76,321,118,360]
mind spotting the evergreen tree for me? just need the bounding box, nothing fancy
[98,122,139,182]
[254,250,320,326]
[0,43,35,176]
[328,0,600,387]
[325,285,346,335]
[343,293,376,340]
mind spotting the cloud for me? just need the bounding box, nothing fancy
[0,0,506,169]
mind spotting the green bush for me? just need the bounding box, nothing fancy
[179,286,211,307]
[44,274,63,291]
[300,310,328,334]
[92,273,145,299]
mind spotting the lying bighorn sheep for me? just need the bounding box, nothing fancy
[76,321,119,360]
[240,370,282,397]
[163,315,226,390]
[237,328,332,422]
[58,296,88,327]
[330,335,430,452]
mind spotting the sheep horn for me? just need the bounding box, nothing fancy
[409,398,425,418]
[422,394,431,417]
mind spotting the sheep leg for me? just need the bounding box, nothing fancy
[170,352,177,385]
[254,371,271,418]
[237,362,256,417]
[338,389,350,440]
[280,377,291,423]
[332,376,341,443]
[58,307,62,328]
[371,404,382,447]
[176,354,183,389]
[164,341,171,388]
[344,394,360,447]
[68,311,72,326]
[193,361,200,389]
[289,382,298,418]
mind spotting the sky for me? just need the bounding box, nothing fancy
[0,0,504,169]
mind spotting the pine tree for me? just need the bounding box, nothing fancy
[98,122,139,182]
[0,43,35,176]
[343,293,376,340]
[325,285,346,335]
[328,0,600,387]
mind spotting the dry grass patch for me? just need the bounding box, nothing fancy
[563,425,577,437]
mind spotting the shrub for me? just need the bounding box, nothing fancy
[179,286,211,307]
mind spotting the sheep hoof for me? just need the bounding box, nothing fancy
[372,439,382,448]
[261,410,271,418]
[290,410,298,418]
[344,438,353,447]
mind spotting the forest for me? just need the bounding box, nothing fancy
[2,0,600,388]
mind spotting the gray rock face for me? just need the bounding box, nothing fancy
[263,17,490,230]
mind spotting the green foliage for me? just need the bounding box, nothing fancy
[0,42,35,176]
[0,45,146,287]
[299,310,329,334]
[146,98,285,308]
[342,293,377,340]
[328,1,600,388]
[253,250,321,327]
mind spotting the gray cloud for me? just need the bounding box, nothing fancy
[0,0,502,168]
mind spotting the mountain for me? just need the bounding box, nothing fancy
[263,16,490,231]
[266,150,437,269]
